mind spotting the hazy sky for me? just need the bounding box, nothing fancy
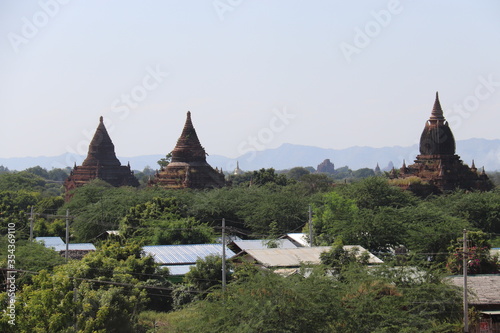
[1,1,499,165]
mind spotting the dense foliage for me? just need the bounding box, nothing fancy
[0,165,499,331]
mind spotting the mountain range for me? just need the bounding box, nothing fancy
[2,138,499,172]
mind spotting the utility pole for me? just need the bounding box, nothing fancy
[29,206,34,242]
[221,218,226,292]
[308,205,313,247]
[463,229,469,333]
[65,209,69,262]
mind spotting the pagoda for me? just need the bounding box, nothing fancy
[64,117,139,200]
[149,111,225,189]
[394,93,493,194]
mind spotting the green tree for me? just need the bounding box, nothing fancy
[0,241,169,333]
[251,168,290,186]
[446,231,499,274]
[0,172,46,192]
[157,152,172,168]
[340,176,417,210]
[183,254,232,293]
[286,167,310,180]
[24,166,50,179]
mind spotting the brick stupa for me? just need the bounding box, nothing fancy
[64,117,139,200]
[394,93,493,194]
[149,111,225,189]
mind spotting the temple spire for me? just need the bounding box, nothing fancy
[82,116,120,167]
[430,91,445,121]
[171,111,206,163]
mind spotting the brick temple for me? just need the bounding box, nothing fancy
[149,111,226,189]
[393,93,493,194]
[64,117,139,200]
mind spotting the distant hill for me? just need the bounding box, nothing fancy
[1,138,499,172]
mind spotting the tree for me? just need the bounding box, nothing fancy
[351,167,375,179]
[298,173,333,194]
[161,264,463,333]
[320,241,369,278]
[286,167,310,180]
[183,254,232,293]
[0,172,46,192]
[313,191,358,245]
[0,241,170,333]
[120,197,214,245]
[24,166,50,179]
[251,168,290,186]
[157,152,172,168]
[339,176,417,210]
[446,231,499,274]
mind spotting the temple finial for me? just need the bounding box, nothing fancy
[430,91,444,120]
[100,116,103,123]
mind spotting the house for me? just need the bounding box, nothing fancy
[35,237,96,259]
[448,275,500,333]
[143,244,236,281]
[233,245,383,276]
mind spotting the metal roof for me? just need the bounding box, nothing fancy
[242,245,383,267]
[162,264,195,276]
[54,243,96,251]
[231,239,297,251]
[285,233,310,247]
[448,275,500,305]
[35,237,95,252]
[35,237,65,248]
[243,247,331,267]
[143,244,236,265]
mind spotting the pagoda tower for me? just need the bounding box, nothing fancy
[149,111,225,189]
[64,117,139,200]
[395,93,493,194]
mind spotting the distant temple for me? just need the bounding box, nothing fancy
[316,159,335,174]
[233,161,243,175]
[64,117,139,200]
[393,93,493,194]
[149,111,226,189]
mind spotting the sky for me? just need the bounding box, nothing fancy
[1,0,500,166]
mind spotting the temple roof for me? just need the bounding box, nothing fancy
[171,111,207,163]
[82,116,120,167]
[429,92,445,121]
[419,92,456,156]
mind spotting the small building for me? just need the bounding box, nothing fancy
[35,237,96,260]
[143,244,236,281]
[233,245,383,275]
[448,275,500,333]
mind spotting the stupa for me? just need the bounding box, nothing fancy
[394,93,493,194]
[149,111,225,189]
[64,117,139,200]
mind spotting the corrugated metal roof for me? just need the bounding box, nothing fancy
[244,247,331,267]
[54,243,96,251]
[242,245,383,267]
[285,233,310,247]
[232,239,297,251]
[35,237,65,248]
[162,265,195,276]
[343,245,384,264]
[143,244,236,265]
[448,275,500,305]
